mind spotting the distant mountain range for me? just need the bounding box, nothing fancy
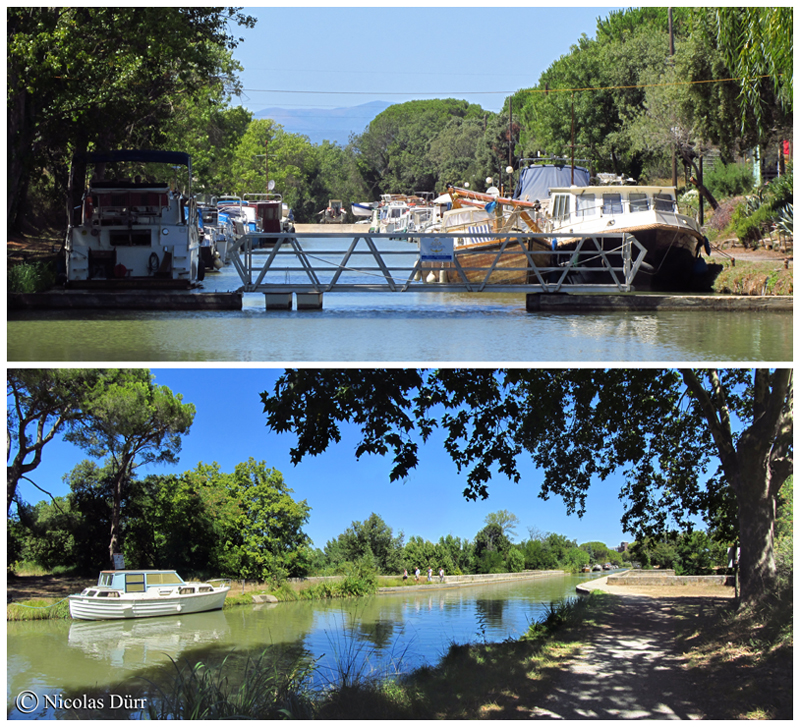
[254,100,392,146]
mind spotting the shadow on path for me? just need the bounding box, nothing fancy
[516,596,705,719]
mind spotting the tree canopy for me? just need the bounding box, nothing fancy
[7,7,255,226]
[262,369,792,605]
[65,370,196,564]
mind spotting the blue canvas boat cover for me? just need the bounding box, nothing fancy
[513,163,591,203]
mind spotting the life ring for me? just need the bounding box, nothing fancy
[148,252,159,273]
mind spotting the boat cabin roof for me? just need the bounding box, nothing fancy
[97,570,186,591]
[90,180,170,190]
[549,185,676,196]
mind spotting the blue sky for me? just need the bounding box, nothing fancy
[16,368,641,552]
[230,6,623,114]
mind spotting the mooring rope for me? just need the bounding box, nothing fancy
[10,597,70,609]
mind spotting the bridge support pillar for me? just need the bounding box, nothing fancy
[296,292,323,310]
[265,293,293,310]
[525,293,542,311]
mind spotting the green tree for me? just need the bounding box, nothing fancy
[261,368,792,606]
[714,7,793,135]
[325,512,405,574]
[220,458,311,582]
[18,496,77,571]
[674,530,717,575]
[403,535,438,574]
[565,546,591,572]
[474,523,511,572]
[425,117,487,191]
[7,369,122,516]
[7,7,255,228]
[506,547,525,573]
[355,99,486,195]
[65,370,195,566]
[434,534,473,575]
[483,510,520,541]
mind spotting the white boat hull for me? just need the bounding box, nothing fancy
[69,586,230,621]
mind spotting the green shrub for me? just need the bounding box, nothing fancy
[763,163,793,211]
[8,260,56,293]
[733,204,774,246]
[704,162,755,199]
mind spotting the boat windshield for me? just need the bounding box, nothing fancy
[629,192,649,212]
[654,193,675,212]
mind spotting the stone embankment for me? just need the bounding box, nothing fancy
[576,569,734,596]
[377,569,565,594]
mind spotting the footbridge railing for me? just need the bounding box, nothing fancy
[228,231,648,297]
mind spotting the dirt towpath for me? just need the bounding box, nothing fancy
[527,577,733,719]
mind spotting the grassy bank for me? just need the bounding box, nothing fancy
[711,259,793,296]
[7,598,72,621]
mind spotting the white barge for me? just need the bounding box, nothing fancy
[65,150,202,287]
[68,570,230,621]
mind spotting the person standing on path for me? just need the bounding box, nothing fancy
[414,567,420,583]
[439,567,445,582]
[403,568,408,583]
[427,567,433,582]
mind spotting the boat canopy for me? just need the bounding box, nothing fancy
[513,163,591,203]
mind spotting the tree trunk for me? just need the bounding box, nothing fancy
[733,466,777,604]
[689,175,719,211]
[108,461,130,568]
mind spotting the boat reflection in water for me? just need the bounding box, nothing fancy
[67,609,231,668]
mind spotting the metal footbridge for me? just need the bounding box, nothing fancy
[227,231,647,309]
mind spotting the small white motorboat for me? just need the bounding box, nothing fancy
[68,570,230,621]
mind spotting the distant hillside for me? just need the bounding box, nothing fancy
[254,100,392,146]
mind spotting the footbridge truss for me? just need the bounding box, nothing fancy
[227,231,648,304]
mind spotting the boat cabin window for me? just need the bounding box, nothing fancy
[125,573,146,593]
[575,194,596,219]
[602,193,623,215]
[146,572,182,586]
[629,193,649,212]
[653,193,675,212]
[551,194,570,223]
[99,573,114,587]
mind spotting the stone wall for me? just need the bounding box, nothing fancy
[606,571,734,587]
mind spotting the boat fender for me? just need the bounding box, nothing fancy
[148,252,159,273]
[197,260,205,281]
[703,236,711,256]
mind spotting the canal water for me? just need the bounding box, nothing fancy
[6,238,792,362]
[8,573,599,719]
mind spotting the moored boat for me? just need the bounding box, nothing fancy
[513,161,715,291]
[68,570,230,621]
[319,199,347,224]
[435,186,551,284]
[66,150,203,287]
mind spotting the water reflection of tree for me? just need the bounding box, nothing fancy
[475,598,505,635]
[357,619,395,650]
